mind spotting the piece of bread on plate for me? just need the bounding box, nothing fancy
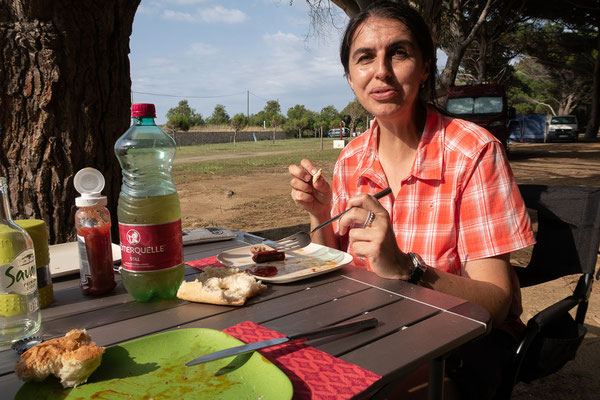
[177,266,266,306]
[14,329,105,388]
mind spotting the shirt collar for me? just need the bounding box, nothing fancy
[352,105,445,185]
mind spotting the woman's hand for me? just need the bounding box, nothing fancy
[338,193,412,280]
[288,159,332,219]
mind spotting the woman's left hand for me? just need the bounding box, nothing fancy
[338,193,412,280]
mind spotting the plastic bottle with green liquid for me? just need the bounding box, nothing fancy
[114,103,184,302]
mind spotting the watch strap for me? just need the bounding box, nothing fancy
[407,252,426,285]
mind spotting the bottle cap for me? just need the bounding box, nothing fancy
[14,219,50,268]
[131,103,156,118]
[74,167,107,207]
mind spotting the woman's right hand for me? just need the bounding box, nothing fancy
[288,158,332,218]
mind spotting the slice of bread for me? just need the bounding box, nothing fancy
[14,329,104,388]
[177,267,267,306]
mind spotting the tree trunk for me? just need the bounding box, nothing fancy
[0,0,140,243]
[585,28,600,139]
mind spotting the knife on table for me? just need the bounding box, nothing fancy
[186,317,378,366]
[310,187,392,233]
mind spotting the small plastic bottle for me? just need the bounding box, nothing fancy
[0,177,41,346]
[74,168,116,295]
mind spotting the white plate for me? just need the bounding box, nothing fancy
[216,243,353,283]
[49,242,121,278]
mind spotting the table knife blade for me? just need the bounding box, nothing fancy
[186,317,378,366]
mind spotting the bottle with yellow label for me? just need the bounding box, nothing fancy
[0,177,41,346]
[14,219,54,308]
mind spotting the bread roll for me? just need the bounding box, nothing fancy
[177,267,266,306]
[14,329,104,388]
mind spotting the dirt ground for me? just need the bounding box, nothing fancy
[177,140,600,399]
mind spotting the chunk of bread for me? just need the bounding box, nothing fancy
[312,168,322,184]
[14,329,104,388]
[177,267,267,306]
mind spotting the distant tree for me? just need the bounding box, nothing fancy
[510,23,594,117]
[519,0,599,138]
[342,98,371,134]
[508,56,556,115]
[249,100,283,128]
[271,114,284,143]
[230,113,248,146]
[207,104,230,125]
[314,105,341,132]
[285,105,315,138]
[166,100,202,131]
[165,114,190,134]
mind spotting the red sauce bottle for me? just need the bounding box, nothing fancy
[74,168,116,295]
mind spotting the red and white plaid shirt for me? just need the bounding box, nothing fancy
[331,105,535,274]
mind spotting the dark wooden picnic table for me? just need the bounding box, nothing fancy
[0,231,491,399]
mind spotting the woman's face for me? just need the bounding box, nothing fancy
[346,17,429,122]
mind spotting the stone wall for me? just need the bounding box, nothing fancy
[169,130,294,146]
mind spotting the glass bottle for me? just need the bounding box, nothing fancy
[14,219,54,308]
[0,177,41,346]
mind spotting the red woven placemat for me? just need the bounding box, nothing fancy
[186,255,225,270]
[223,321,381,400]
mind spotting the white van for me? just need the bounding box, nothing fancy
[545,115,579,142]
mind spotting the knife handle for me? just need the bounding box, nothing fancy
[288,317,378,342]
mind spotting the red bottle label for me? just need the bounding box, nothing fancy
[118,220,183,272]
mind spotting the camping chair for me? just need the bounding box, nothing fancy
[497,184,600,399]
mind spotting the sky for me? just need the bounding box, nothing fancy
[130,0,354,125]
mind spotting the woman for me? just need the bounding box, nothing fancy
[288,2,535,398]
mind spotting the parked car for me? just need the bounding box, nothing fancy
[444,84,514,153]
[545,115,579,142]
[327,128,350,138]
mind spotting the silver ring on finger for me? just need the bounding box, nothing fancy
[363,211,376,228]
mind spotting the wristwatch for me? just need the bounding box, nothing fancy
[407,252,427,285]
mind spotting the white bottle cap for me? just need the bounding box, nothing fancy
[74,167,107,207]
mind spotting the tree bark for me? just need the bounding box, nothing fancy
[585,27,599,139]
[0,0,140,243]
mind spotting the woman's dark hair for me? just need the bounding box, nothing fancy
[340,1,437,102]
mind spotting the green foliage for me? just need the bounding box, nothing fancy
[285,104,315,137]
[166,113,191,132]
[314,105,341,131]
[249,100,284,128]
[342,98,370,133]
[207,104,230,125]
[230,113,248,131]
[271,114,284,130]
[507,22,594,116]
[166,100,204,131]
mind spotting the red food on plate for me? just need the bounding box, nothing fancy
[249,265,278,277]
[251,250,285,263]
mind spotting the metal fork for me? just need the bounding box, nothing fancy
[243,231,311,251]
[269,231,311,251]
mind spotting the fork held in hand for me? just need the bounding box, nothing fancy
[310,187,392,233]
[268,231,312,251]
